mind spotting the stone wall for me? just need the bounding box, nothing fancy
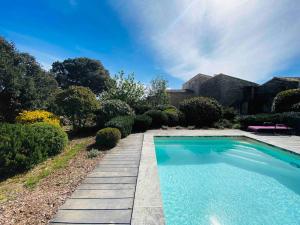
[167,90,195,108]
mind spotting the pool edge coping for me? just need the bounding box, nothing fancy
[132,129,300,225]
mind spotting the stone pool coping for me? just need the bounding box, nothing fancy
[132,129,300,225]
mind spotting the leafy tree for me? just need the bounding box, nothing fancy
[147,76,169,106]
[100,71,145,107]
[0,37,58,122]
[55,86,100,129]
[51,57,110,95]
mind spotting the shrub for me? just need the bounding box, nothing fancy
[239,112,300,131]
[132,104,152,114]
[179,97,222,127]
[155,104,177,111]
[144,110,168,128]
[105,116,134,138]
[213,119,233,129]
[16,110,60,127]
[30,122,68,156]
[55,86,99,129]
[272,89,300,112]
[133,115,152,132]
[163,108,180,126]
[96,99,134,127]
[0,123,68,177]
[96,128,121,148]
[292,102,300,112]
[222,107,237,121]
[87,148,100,158]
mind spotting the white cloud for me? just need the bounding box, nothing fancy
[112,0,300,82]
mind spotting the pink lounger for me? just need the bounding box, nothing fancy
[248,124,292,132]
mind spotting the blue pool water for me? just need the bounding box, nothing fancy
[154,137,300,225]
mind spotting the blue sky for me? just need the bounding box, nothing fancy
[1,0,300,88]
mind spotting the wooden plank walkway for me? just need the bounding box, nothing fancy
[50,133,144,225]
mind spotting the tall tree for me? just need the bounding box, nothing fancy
[0,37,58,122]
[51,57,110,95]
[147,76,169,106]
[100,71,145,107]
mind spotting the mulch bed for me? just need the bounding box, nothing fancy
[0,137,104,225]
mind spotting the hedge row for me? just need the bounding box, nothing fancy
[0,123,68,178]
[239,112,300,130]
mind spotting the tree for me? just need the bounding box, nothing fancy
[55,86,99,129]
[51,57,110,95]
[147,76,169,106]
[0,37,58,122]
[100,71,145,107]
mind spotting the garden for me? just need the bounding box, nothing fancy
[1,36,300,224]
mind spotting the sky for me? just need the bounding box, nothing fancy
[1,0,300,88]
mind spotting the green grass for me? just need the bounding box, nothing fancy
[24,141,88,188]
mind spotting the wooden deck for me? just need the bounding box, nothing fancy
[50,133,143,225]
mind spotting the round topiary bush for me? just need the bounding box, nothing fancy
[30,122,68,156]
[222,107,237,121]
[96,127,121,148]
[133,115,152,132]
[144,110,168,128]
[104,116,134,138]
[272,88,300,112]
[179,97,222,127]
[96,99,134,127]
[154,104,177,111]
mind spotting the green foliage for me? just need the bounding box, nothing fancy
[213,119,233,129]
[133,115,152,132]
[239,112,300,131]
[105,116,134,138]
[96,99,134,127]
[0,37,58,122]
[51,57,110,95]
[100,71,145,107]
[0,123,68,178]
[30,122,68,156]
[222,107,237,121]
[147,76,169,106]
[155,104,177,111]
[144,110,168,128]
[272,89,300,113]
[179,97,222,127]
[292,102,300,112]
[96,128,121,148]
[87,148,100,158]
[163,108,180,126]
[132,103,152,115]
[55,86,99,129]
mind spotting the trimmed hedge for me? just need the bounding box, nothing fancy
[239,112,300,131]
[272,88,300,112]
[105,116,134,138]
[179,97,222,127]
[144,110,168,128]
[133,115,152,132]
[154,104,177,111]
[96,128,121,148]
[96,99,134,127]
[133,104,152,115]
[0,123,68,178]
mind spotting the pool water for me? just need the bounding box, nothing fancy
[154,137,300,225]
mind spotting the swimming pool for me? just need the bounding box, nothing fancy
[154,136,300,225]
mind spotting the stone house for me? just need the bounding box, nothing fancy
[167,73,300,114]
